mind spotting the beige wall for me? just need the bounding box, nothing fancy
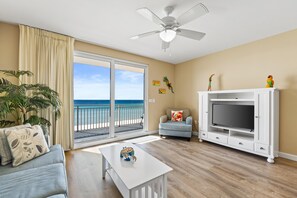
[0,22,19,84]
[0,22,19,71]
[0,22,175,131]
[175,29,297,155]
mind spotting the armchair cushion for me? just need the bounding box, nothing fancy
[159,121,192,132]
[166,108,190,121]
[171,110,183,122]
[160,115,168,123]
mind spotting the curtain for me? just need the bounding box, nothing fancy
[19,25,74,150]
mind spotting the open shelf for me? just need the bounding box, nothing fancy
[208,131,229,136]
[230,133,254,141]
[210,98,254,102]
[210,125,254,134]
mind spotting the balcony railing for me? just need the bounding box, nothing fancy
[74,104,144,139]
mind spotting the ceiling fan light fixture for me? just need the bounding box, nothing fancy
[159,29,176,42]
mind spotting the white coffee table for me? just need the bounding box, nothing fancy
[99,143,173,198]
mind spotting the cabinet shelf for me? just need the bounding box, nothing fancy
[210,125,254,134]
[210,99,254,102]
[230,134,254,141]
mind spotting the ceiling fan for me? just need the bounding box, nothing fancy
[131,3,209,50]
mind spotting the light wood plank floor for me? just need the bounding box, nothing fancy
[65,136,297,198]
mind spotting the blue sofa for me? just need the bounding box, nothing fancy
[159,108,192,140]
[0,127,68,198]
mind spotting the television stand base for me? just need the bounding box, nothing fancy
[267,157,275,164]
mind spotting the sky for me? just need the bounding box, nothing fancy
[74,63,144,100]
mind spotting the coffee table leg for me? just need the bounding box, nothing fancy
[102,155,106,179]
[163,174,167,198]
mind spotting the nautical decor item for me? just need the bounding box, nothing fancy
[266,75,274,88]
[208,74,215,91]
[120,147,137,161]
[163,76,174,93]
[159,88,166,94]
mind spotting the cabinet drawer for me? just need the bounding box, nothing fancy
[208,132,228,144]
[228,137,254,151]
[255,143,270,155]
[200,131,208,139]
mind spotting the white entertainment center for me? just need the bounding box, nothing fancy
[198,88,279,163]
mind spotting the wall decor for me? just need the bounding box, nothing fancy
[207,74,215,91]
[266,75,274,88]
[159,88,166,94]
[163,76,174,93]
[152,80,160,86]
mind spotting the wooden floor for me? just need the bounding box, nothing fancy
[65,136,297,198]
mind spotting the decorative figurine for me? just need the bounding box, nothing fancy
[208,74,215,91]
[120,147,137,161]
[163,76,174,93]
[266,75,274,88]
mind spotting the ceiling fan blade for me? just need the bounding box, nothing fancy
[162,41,170,50]
[137,8,165,27]
[177,3,209,26]
[177,29,206,40]
[130,31,160,40]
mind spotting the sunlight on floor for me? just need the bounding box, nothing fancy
[81,142,119,154]
[123,136,162,144]
[81,136,162,155]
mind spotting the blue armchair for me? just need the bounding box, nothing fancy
[159,108,192,141]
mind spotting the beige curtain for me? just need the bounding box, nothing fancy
[19,25,74,150]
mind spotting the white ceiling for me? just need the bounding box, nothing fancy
[1,0,297,64]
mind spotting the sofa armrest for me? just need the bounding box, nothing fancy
[160,115,168,123]
[186,116,193,125]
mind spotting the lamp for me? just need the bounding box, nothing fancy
[159,29,176,42]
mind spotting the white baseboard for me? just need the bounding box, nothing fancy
[192,131,198,136]
[147,130,158,135]
[278,152,297,162]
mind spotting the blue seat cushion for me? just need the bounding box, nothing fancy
[0,144,65,176]
[159,121,192,132]
[0,163,67,198]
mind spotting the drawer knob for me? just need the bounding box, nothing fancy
[216,137,219,139]
[260,147,265,150]
[239,142,243,145]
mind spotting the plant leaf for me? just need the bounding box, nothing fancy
[0,70,33,79]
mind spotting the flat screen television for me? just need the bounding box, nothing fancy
[212,104,254,130]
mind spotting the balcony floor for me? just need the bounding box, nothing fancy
[74,123,143,140]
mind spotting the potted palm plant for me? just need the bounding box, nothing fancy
[0,70,61,127]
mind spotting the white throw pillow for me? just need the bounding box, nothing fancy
[0,124,31,165]
[5,125,49,167]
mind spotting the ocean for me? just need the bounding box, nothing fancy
[74,99,144,106]
[74,100,144,130]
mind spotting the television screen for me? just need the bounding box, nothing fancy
[212,104,254,130]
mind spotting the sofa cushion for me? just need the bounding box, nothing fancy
[0,144,65,176]
[0,163,67,198]
[0,124,31,165]
[5,125,50,166]
[159,121,192,132]
[166,108,190,121]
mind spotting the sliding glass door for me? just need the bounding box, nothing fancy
[114,63,145,134]
[73,56,111,141]
[73,53,147,142]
